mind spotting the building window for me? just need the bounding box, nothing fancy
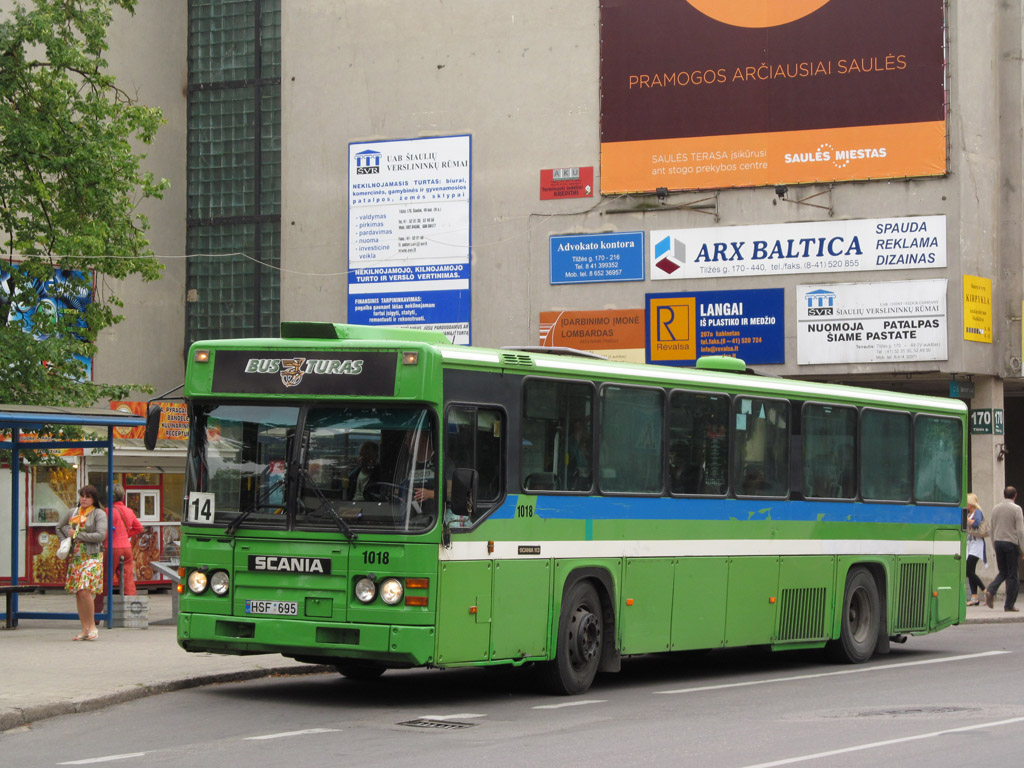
[186,0,281,346]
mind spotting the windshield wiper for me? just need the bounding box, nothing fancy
[225,478,285,536]
[299,468,357,541]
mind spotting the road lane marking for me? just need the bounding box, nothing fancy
[58,755,146,765]
[533,700,608,709]
[417,713,486,720]
[654,650,1009,695]
[245,728,341,740]
[739,715,1024,767]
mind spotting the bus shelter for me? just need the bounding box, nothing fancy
[0,404,146,628]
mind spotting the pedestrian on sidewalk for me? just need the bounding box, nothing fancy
[984,486,1024,612]
[966,493,987,605]
[56,485,108,641]
[94,484,144,614]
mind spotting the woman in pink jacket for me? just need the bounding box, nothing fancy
[94,484,144,613]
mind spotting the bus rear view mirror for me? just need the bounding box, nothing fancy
[450,467,478,518]
[143,403,163,451]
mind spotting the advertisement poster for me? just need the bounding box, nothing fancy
[646,288,785,366]
[347,135,471,343]
[797,279,947,364]
[540,167,594,200]
[600,0,946,193]
[0,265,93,378]
[110,401,189,440]
[550,232,645,284]
[651,215,945,280]
[962,275,992,343]
[539,309,646,363]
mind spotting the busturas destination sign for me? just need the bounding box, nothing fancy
[211,350,397,396]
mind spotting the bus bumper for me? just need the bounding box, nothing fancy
[177,612,436,666]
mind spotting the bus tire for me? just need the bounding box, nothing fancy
[335,661,387,681]
[828,567,879,664]
[540,581,603,695]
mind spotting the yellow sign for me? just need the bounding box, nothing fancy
[648,296,697,362]
[962,275,992,343]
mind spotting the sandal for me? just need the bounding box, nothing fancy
[967,599,980,606]
[83,629,99,641]
[72,632,87,641]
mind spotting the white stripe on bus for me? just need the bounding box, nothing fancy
[439,538,961,561]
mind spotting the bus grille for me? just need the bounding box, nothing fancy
[500,353,534,367]
[776,586,827,642]
[895,562,928,632]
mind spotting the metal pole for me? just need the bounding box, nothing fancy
[10,427,21,627]
[102,425,114,627]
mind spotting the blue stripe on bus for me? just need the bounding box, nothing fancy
[496,495,962,526]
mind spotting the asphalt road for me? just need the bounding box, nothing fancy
[4,621,1022,768]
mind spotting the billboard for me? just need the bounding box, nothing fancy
[796,279,947,364]
[646,288,785,366]
[0,265,93,378]
[600,0,947,193]
[539,308,646,363]
[651,215,945,280]
[347,135,471,344]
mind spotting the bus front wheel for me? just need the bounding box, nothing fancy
[828,567,879,664]
[540,581,603,695]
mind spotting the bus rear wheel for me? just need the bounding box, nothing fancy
[335,661,387,681]
[828,567,879,664]
[540,581,603,695]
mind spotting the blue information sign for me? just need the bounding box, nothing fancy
[550,231,645,284]
[645,288,785,366]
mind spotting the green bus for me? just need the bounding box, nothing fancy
[154,322,967,694]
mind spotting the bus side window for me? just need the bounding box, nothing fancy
[802,403,857,499]
[733,396,789,497]
[599,384,663,494]
[669,390,730,496]
[913,415,962,504]
[445,405,503,521]
[861,409,911,501]
[521,379,593,493]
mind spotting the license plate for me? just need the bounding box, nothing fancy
[245,600,299,616]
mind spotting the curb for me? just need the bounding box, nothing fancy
[0,665,332,733]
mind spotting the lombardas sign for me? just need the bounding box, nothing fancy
[211,350,397,396]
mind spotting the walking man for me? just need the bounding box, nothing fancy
[984,486,1024,611]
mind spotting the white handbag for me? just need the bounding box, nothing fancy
[56,536,73,560]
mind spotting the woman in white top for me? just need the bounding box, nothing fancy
[966,492,987,605]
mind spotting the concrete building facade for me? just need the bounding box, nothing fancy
[4,2,1022,581]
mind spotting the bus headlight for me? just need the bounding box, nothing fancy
[187,570,208,594]
[210,570,230,596]
[354,577,376,603]
[380,578,404,605]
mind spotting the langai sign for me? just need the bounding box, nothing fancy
[600,0,947,193]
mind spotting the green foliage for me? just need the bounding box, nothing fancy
[0,0,168,408]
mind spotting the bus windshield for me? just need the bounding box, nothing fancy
[189,402,437,534]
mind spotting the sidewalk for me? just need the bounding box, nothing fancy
[1,592,1020,732]
[0,591,330,732]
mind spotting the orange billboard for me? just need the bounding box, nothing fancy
[600,0,947,193]
[110,401,188,440]
[539,309,646,363]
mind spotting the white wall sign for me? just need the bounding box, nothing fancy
[651,215,945,281]
[797,279,948,365]
[348,135,471,343]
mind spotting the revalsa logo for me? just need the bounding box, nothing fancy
[784,143,887,169]
[686,0,832,28]
[244,357,365,388]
